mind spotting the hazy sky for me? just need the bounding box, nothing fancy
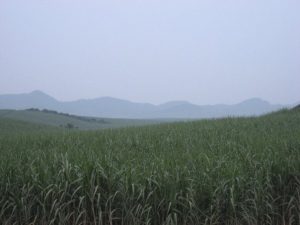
[0,0,299,105]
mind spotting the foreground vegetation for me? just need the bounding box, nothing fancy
[0,109,300,224]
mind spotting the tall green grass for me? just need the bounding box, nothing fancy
[0,109,300,224]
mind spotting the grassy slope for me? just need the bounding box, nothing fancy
[0,109,299,224]
[0,109,163,130]
[0,117,59,135]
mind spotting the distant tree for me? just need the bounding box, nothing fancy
[294,104,300,110]
[26,108,40,111]
[66,123,74,129]
[42,109,58,114]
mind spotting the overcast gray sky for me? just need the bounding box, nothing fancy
[0,0,299,105]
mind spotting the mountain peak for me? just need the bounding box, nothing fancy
[28,90,57,100]
[30,90,48,96]
[239,98,270,105]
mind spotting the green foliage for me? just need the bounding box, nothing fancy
[0,110,300,224]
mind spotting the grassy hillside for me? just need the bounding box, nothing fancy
[0,109,164,130]
[0,117,59,135]
[0,109,299,224]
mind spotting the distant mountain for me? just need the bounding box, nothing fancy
[0,90,288,119]
[0,90,59,109]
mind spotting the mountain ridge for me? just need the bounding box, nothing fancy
[0,90,289,119]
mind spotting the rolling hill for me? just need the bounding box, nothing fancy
[0,117,58,135]
[0,109,164,130]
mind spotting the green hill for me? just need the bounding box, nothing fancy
[0,109,163,130]
[0,109,299,224]
[0,117,58,135]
